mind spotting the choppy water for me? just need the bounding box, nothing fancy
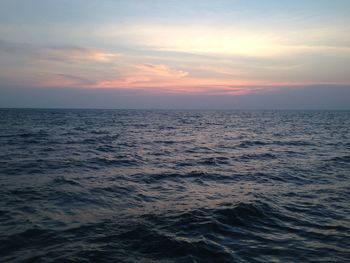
[0,109,349,262]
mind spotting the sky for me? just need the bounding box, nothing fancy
[0,0,349,109]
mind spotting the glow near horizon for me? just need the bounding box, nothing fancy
[0,0,350,96]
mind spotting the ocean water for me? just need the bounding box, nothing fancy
[0,109,349,262]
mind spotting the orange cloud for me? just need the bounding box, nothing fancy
[83,51,117,62]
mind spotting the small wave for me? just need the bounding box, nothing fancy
[0,227,66,262]
[139,201,275,231]
[0,134,20,138]
[197,157,231,166]
[328,155,350,163]
[17,130,49,139]
[113,222,235,261]
[9,188,41,199]
[91,130,109,135]
[82,138,99,144]
[52,176,81,186]
[245,171,310,185]
[2,227,54,242]
[19,133,36,138]
[238,140,269,148]
[153,140,177,145]
[100,134,119,141]
[134,171,232,183]
[212,202,272,227]
[96,145,116,153]
[273,140,315,146]
[90,157,140,167]
[185,146,215,154]
[239,153,276,160]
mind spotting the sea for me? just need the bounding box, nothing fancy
[0,109,349,262]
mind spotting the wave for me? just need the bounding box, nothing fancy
[273,140,315,146]
[238,140,269,148]
[237,140,315,148]
[239,153,276,160]
[328,155,350,163]
[197,156,231,166]
[133,171,234,184]
[91,156,142,167]
[53,176,82,186]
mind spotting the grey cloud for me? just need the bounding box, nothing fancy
[0,85,349,110]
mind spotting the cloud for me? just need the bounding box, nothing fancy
[134,64,188,78]
[98,24,350,58]
[97,64,190,90]
[0,39,118,63]
[53,74,96,86]
[37,46,118,62]
[95,62,290,95]
[1,84,349,110]
[0,40,120,88]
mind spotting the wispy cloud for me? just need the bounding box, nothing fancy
[0,40,119,63]
[95,62,314,95]
[97,63,190,90]
[96,24,350,58]
[133,64,188,78]
[36,46,118,62]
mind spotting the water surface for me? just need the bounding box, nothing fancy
[0,109,349,262]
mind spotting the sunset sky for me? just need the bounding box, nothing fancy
[0,0,349,108]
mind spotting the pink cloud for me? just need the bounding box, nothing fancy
[93,63,275,95]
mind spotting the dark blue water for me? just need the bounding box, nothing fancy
[0,109,349,262]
